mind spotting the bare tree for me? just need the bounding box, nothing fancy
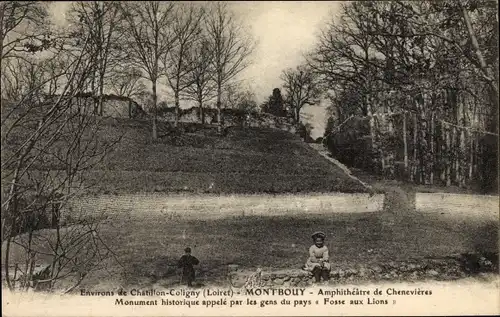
[164,3,204,128]
[1,32,121,292]
[281,65,321,124]
[182,36,216,124]
[204,2,253,133]
[0,2,49,65]
[2,4,121,292]
[107,67,147,99]
[0,2,52,110]
[221,82,257,113]
[459,3,498,95]
[68,1,122,116]
[119,1,176,140]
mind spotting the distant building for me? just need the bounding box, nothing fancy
[44,93,146,119]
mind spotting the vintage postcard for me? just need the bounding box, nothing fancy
[1,1,499,316]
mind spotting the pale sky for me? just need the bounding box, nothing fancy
[233,1,339,138]
[49,1,340,138]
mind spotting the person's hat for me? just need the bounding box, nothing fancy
[184,247,191,253]
[311,231,326,240]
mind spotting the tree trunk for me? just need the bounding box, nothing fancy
[366,94,377,173]
[25,230,35,290]
[380,147,386,176]
[216,83,222,134]
[198,96,205,125]
[174,91,180,128]
[446,125,452,187]
[418,96,428,185]
[439,118,446,184]
[460,4,499,97]
[152,81,158,140]
[91,63,98,114]
[403,111,408,175]
[4,237,12,290]
[459,94,467,187]
[0,19,3,110]
[98,81,104,116]
[430,111,436,185]
[461,4,498,192]
[387,109,394,133]
[412,112,418,183]
[453,91,460,186]
[98,76,104,116]
[452,125,459,186]
[375,114,385,175]
[469,133,474,180]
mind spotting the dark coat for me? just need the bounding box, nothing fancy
[178,254,199,283]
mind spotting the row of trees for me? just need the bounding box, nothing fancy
[84,2,253,137]
[19,2,254,138]
[305,0,498,191]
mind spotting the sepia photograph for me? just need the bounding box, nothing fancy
[1,1,499,316]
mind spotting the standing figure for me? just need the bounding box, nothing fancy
[303,231,331,283]
[178,247,200,287]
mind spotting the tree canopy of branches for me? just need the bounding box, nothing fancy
[204,2,253,133]
[0,2,51,69]
[164,3,204,128]
[181,36,215,124]
[221,83,257,113]
[120,1,176,140]
[67,1,122,115]
[107,67,146,99]
[1,2,54,109]
[281,65,321,124]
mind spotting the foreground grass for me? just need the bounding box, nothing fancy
[5,209,496,291]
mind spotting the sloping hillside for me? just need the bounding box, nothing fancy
[86,117,368,194]
[2,116,368,194]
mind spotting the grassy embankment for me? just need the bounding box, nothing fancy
[5,117,367,194]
